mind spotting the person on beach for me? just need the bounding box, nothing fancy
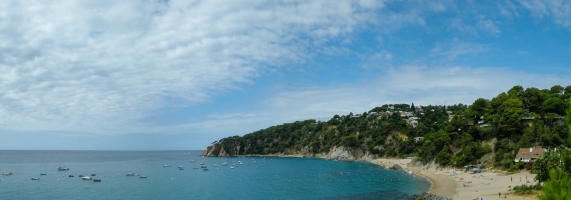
[498,192,501,198]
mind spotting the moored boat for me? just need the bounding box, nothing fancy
[82,176,92,180]
[57,167,70,171]
[69,175,74,177]
[163,165,170,167]
[93,179,101,182]
[31,177,40,180]
[139,176,147,178]
[126,172,135,176]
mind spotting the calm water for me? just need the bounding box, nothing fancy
[0,151,430,200]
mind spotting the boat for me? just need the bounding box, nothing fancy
[230,166,235,169]
[139,176,147,178]
[82,176,92,180]
[57,167,70,171]
[193,166,198,169]
[178,165,183,168]
[40,173,46,176]
[190,160,194,162]
[2,172,12,176]
[31,177,40,180]
[179,168,184,170]
[222,162,228,166]
[91,174,96,176]
[163,165,170,167]
[93,179,101,182]
[203,168,209,171]
[213,164,218,167]
[200,165,207,168]
[126,172,135,176]
[69,175,74,177]
[78,175,84,177]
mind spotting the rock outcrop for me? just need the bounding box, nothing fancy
[413,192,452,200]
[391,164,403,170]
[201,144,229,157]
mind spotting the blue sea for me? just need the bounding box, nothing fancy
[0,151,430,200]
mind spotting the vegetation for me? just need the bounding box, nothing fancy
[211,85,570,171]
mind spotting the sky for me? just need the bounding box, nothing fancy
[0,0,570,150]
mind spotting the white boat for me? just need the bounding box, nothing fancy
[82,176,92,180]
[178,165,183,168]
[230,166,235,169]
[126,172,135,176]
[222,162,228,166]
[163,165,170,167]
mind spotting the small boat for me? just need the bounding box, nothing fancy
[78,175,84,177]
[139,176,147,178]
[193,166,198,169]
[57,167,70,171]
[93,179,101,182]
[126,172,135,176]
[69,175,74,177]
[2,172,12,176]
[82,176,92,180]
[190,160,194,162]
[222,162,228,166]
[31,177,40,180]
[178,165,183,168]
[213,164,218,167]
[230,166,235,169]
[40,173,46,176]
[179,168,184,170]
[200,165,207,168]
[163,165,170,167]
[91,174,96,176]
[203,168,209,171]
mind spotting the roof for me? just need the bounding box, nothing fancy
[515,147,546,160]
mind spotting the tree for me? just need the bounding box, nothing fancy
[542,97,566,116]
[551,85,564,94]
[567,98,571,146]
[497,98,524,138]
[538,168,571,200]
[411,102,416,113]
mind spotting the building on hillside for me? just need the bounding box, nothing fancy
[514,147,546,163]
[413,137,424,143]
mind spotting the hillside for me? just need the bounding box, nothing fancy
[203,85,571,169]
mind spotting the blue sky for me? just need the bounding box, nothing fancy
[0,0,570,150]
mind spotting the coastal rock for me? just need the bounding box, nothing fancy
[201,144,229,157]
[324,146,356,160]
[391,164,403,170]
[413,192,452,200]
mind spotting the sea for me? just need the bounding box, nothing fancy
[0,150,430,200]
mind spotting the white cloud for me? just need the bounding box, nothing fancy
[430,39,489,60]
[520,0,571,28]
[0,0,384,134]
[476,19,502,36]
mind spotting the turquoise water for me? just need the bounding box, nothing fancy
[0,151,430,199]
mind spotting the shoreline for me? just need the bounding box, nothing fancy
[372,158,540,200]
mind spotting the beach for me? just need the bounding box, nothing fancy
[372,158,539,200]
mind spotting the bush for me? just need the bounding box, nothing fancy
[513,184,540,194]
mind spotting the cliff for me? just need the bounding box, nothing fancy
[201,143,378,162]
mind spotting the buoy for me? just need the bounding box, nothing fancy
[58,179,60,181]
[172,178,174,180]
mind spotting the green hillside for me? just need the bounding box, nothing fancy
[208,85,571,170]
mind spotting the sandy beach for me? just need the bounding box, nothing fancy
[372,158,539,200]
